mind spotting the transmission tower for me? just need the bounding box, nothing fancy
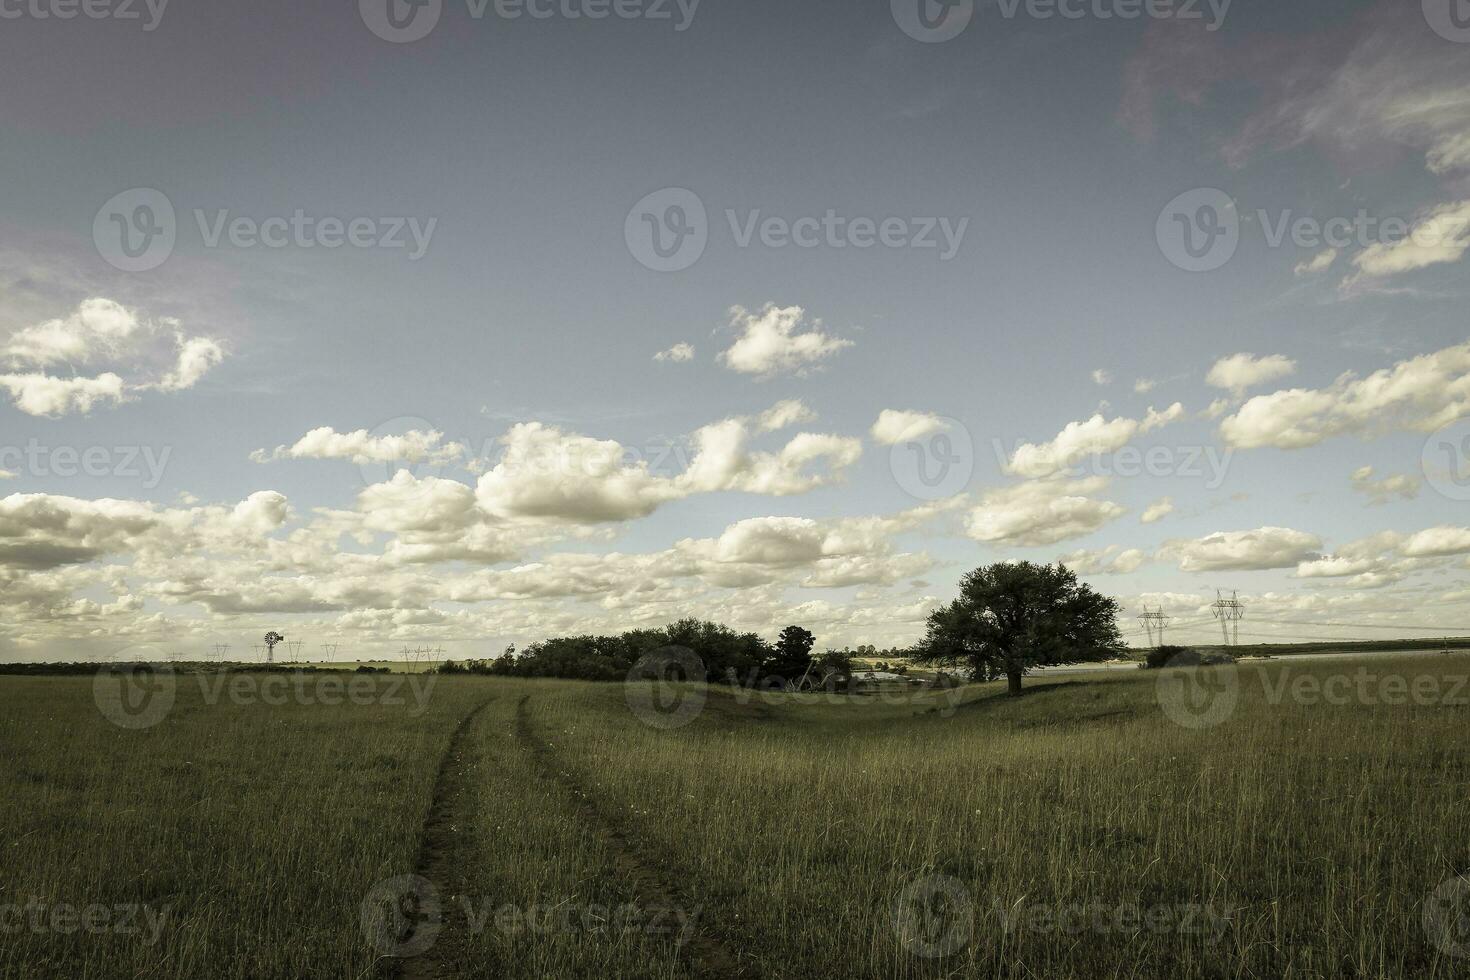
[1211,590,1245,646]
[213,643,231,659]
[321,643,339,662]
[1138,605,1172,649]
[286,639,305,661]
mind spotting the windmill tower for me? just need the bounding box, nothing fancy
[263,631,285,664]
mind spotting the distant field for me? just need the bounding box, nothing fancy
[3,655,1469,977]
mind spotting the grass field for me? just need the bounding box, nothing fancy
[3,654,1469,978]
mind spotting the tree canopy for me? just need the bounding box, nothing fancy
[912,562,1124,696]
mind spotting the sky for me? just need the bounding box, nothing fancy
[2,0,1470,661]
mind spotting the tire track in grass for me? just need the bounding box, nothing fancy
[397,696,495,980]
[513,694,757,980]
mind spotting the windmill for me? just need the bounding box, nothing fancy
[263,631,285,664]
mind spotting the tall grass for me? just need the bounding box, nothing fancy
[3,655,1467,978]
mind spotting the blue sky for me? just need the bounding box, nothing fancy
[3,0,1470,660]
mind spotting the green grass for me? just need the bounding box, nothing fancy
[3,656,1469,978]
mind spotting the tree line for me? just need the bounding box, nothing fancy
[442,562,1126,696]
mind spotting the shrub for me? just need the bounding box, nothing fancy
[1144,646,1199,669]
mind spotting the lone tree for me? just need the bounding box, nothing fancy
[765,625,817,682]
[913,562,1124,697]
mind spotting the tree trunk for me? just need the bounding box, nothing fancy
[1006,667,1023,697]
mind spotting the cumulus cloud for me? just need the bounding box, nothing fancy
[1059,545,1148,575]
[253,427,466,466]
[757,399,817,433]
[869,409,948,446]
[1091,369,1112,386]
[1206,353,1297,395]
[1004,404,1184,479]
[0,298,225,417]
[473,407,863,525]
[653,342,695,363]
[718,304,852,378]
[1218,341,1470,450]
[1345,200,1470,284]
[966,477,1126,547]
[1140,497,1175,524]
[1402,526,1470,558]
[0,373,127,417]
[1349,466,1420,505]
[1159,527,1323,572]
[1295,248,1339,277]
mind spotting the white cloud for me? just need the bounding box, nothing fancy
[0,299,225,417]
[1295,555,1381,579]
[253,427,466,466]
[153,336,226,393]
[966,477,1126,547]
[719,304,852,378]
[1,297,142,367]
[0,373,127,417]
[1349,466,1420,505]
[757,399,817,433]
[1159,527,1323,572]
[1206,353,1297,395]
[472,408,863,525]
[653,342,695,363]
[1133,378,1157,394]
[1402,526,1470,558]
[1218,341,1470,450]
[1295,248,1339,277]
[1140,497,1175,524]
[1091,369,1112,386]
[1347,200,1470,282]
[1004,404,1184,479]
[1059,545,1148,575]
[869,409,947,446]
